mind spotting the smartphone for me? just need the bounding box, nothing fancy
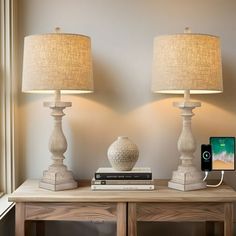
[201,144,212,171]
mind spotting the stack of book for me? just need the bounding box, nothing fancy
[91,167,154,190]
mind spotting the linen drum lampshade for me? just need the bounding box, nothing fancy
[152,34,223,94]
[22,33,93,93]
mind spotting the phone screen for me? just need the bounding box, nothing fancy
[210,137,235,171]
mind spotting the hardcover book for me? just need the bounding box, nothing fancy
[94,167,152,180]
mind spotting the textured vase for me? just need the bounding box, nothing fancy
[107,136,139,171]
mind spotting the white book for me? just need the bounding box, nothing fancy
[91,178,154,185]
[91,184,155,191]
[96,167,151,173]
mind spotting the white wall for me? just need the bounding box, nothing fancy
[16,0,236,235]
[18,0,236,183]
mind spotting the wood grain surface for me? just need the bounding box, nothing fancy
[224,203,233,236]
[128,203,137,236]
[117,203,127,236]
[8,179,236,203]
[15,203,25,236]
[25,202,117,221]
[136,202,225,222]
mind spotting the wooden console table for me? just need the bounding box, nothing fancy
[9,180,236,236]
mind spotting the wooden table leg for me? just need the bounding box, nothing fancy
[128,203,137,236]
[224,203,233,236]
[117,202,127,236]
[15,203,25,236]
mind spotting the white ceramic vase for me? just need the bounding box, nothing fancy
[107,136,139,171]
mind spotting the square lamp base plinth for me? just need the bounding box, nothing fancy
[39,169,78,191]
[168,168,206,191]
[168,180,206,191]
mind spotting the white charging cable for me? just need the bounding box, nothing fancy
[203,170,224,187]
[203,171,208,181]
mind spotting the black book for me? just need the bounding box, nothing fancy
[94,167,152,180]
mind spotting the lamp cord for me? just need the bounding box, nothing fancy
[203,170,224,187]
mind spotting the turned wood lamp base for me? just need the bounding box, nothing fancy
[39,90,78,191]
[168,90,206,191]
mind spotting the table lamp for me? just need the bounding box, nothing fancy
[151,28,223,191]
[22,32,93,191]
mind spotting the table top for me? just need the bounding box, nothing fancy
[8,179,236,203]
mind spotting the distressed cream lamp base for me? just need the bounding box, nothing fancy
[39,91,77,191]
[168,91,206,191]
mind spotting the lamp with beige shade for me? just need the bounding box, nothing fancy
[151,28,223,191]
[22,32,93,191]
